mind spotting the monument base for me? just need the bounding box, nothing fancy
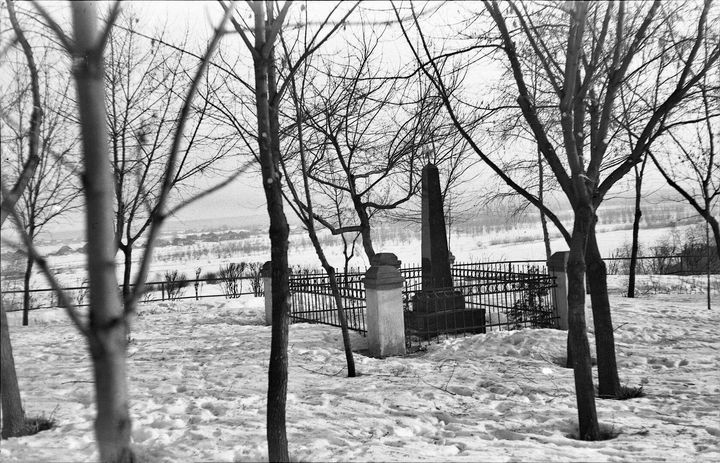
[406,290,486,340]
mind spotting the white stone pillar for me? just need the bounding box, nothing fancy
[364,253,406,358]
[548,251,569,330]
[261,261,272,326]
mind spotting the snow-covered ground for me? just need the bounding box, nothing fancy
[1,276,718,462]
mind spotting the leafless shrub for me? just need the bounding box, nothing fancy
[163,270,188,301]
[247,262,263,297]
[218,262,246,298]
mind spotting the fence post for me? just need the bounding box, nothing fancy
[364,253,405,358]
[261,261,273,326]
[547,252,569,330]
[194,267,201,301]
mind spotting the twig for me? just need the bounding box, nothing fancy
[0,35,19,61]
[613,322,629,332]
[297,364,345,377]
[419,376,458,396]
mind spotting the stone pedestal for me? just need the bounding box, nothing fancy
[406,290,483,340]
[261,261,272,326]
[364,253,405,358]
[547,252,569,330]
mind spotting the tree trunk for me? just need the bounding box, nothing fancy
[628,157,646,298]
[627,203,641,298]
[708,214,720,262]
[310,244,356,377]
[566,206,600,440]
[266,217,290,462]
[250,4,290,459]
[71,4,133,461]
[587,226,621,399]
[22,254,33,326]
[359,225,376,263]
[288,65,357,379]
[352,196,375,262]
[121,245,132,304]
[538,147,552,262]
[1,298,25,438]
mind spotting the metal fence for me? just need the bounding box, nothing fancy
[604,254,720,276]
[3,262,557,345]
[401,262,558,349]
[288,271,367,334]
[1,275,264,313]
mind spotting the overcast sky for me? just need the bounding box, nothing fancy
[3,1,703,240]
[36,1,489,234]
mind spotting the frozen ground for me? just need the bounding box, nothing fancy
[1,277,719,462]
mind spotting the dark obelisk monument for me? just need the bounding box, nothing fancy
[405,163,484,339]
[421,163,453,290]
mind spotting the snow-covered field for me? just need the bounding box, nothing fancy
[5,222,700,287]
[1,277,718,462]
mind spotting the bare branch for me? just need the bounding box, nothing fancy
[394,0,571,243]
[98,0,123,53]
[128,2,236,311]
[29,0,74,52]
[2,0,44,227]
[0,182,88,337]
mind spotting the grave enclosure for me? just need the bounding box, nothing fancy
[277,254,565,357]
[266,163,565,357]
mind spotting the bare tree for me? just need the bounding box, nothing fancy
[18,1,235,459]
[648,77,719,311]
[0,0,42,226]
[105,14,238,304]
[222,1,358,459]
[283,27,473,263]
[3,70,80,326]
[648,81,720,258]
[280,34,356,377]
[0,0,43,437]
[395,0,719,440]
[628,154,648,298]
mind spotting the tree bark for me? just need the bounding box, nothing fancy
[350,193,375,262]
[628,156,646,298]
[708,214,720,262]
[250,3,290,460]
[538,147,552,262]
[312,248,356,377]
[628,203,641,298]
[1,298,25,438]
[71,3,133,461]
[121,245,132,304]
[22,254,34,326]
[587,226,621,399]
[567,206,600,440]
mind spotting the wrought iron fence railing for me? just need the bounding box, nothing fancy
[288,271,367,334]
[1,275,264,312]
[401,262,558,348]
